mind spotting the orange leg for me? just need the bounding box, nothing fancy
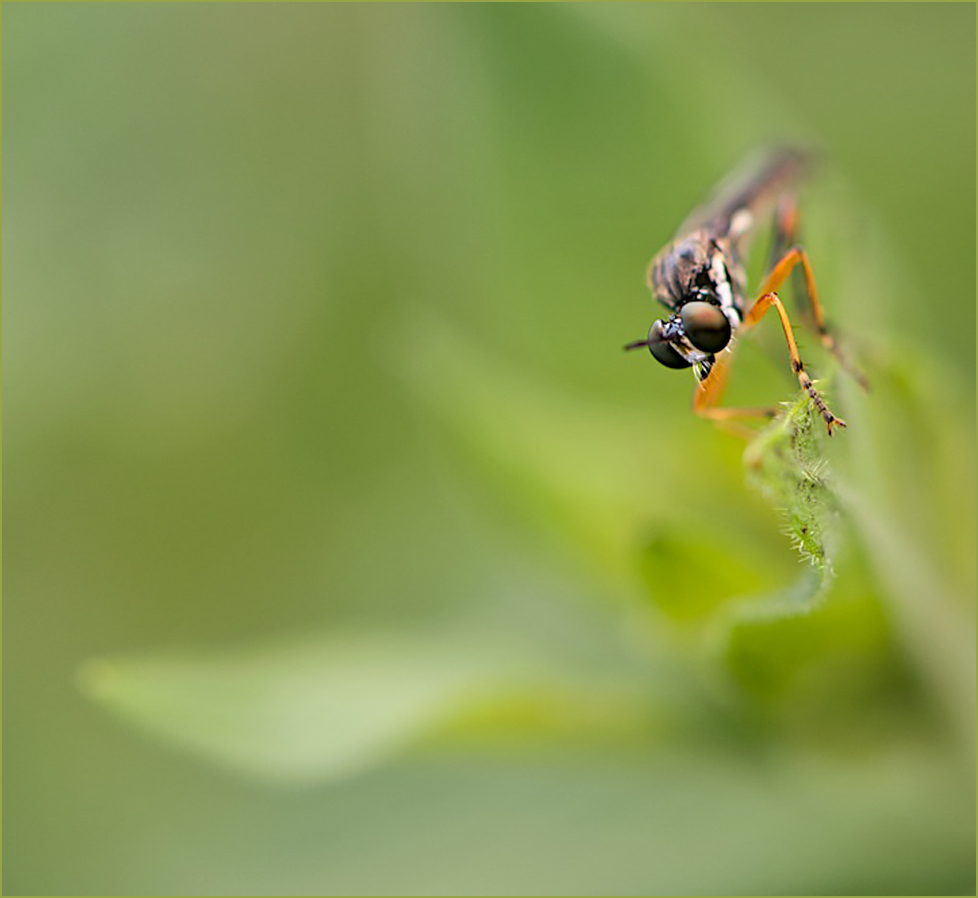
[766,194,802,276]
[761,245,870,391]
[694,291,847,435]
[692,347,778,438]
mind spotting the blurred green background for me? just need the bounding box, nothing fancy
[4,4,975,895]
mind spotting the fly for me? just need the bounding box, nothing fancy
[625,147,865,436]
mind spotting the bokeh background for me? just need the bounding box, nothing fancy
[4,4,975,895]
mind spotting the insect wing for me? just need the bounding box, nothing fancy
[676,146,812,242]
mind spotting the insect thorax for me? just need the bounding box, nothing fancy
[648,230,745,328]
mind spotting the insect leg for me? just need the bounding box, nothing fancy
[761,238,870,391]
[692,348,780,438]
[745,291,846,434]
[766,194,808,313]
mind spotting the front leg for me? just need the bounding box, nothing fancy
[742,291,846,435]
[691,347,779,439]
[692,291,847,436]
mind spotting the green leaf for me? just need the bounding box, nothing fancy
[393,312,791,592]
[77,632,527,783]
[743,390,841,577]
[636,527,772,624]
[77,628,661,783]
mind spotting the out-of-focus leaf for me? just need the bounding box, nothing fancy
[79,632,520,783]
[395,314,677,572]
[394,313,798,591]
[77,628,662,784]
[832,355,977,748]
[723,579,904,711]
[636,528,771,624]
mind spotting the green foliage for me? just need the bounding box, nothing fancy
[77,628,660,784]
[79,345,965,770]
[6,3,974,894]
[744,393,839,572]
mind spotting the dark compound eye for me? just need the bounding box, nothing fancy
[679,301,731,353]
[647,319,691,369]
